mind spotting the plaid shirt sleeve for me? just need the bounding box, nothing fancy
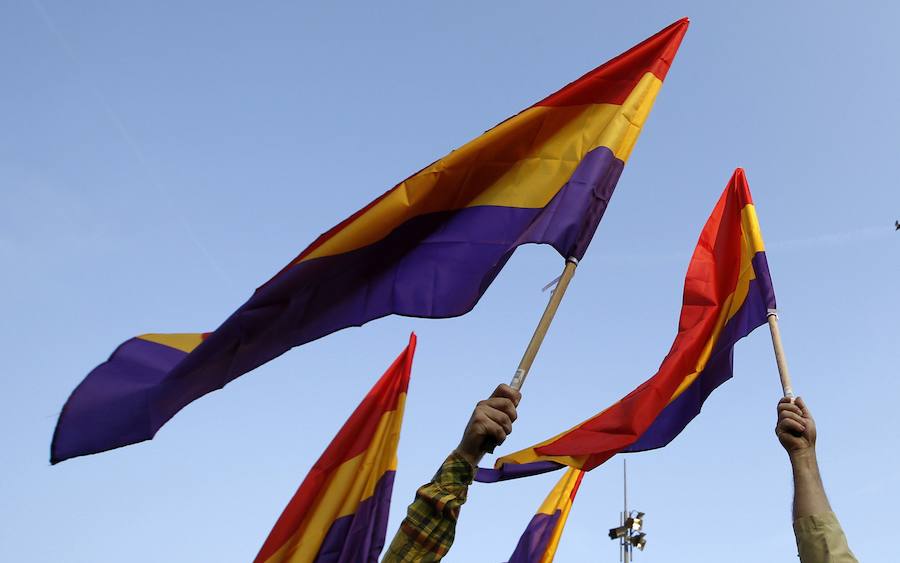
[382,452,474,562]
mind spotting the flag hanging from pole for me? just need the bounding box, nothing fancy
[507,467,584,563]
[52,19,689,463]
[477,168,777,482]
[253,334,415,563]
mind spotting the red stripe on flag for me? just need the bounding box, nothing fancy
[534,18,688,108]
[535,175,744,468]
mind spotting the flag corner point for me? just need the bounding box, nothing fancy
[669,17,690,33]
[730,167,751,191]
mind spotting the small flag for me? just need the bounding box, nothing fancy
[52,19,689,463]
[507,468,584,563]
[253,334,416,563]
[478,168,776,481]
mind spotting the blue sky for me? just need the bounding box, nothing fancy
[2,1,898,561]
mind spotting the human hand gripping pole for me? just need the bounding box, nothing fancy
[776,396,815,455]
[455,384,522,466]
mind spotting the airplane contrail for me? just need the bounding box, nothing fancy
[29,0,234,289]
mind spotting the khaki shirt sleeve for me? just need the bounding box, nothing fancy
[793,511,858,563]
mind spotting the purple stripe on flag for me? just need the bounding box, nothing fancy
[51,338,188,463]
[507,510,563,563]
[475,460,564,483]
[53,146,625,463]
[751,251,777,311]
[624,252,773,452]
[313,471,395,563]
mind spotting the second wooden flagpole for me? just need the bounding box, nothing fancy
[766,309,795,399]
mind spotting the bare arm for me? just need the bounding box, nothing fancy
[775,397,830,519]
[776,396,857,562]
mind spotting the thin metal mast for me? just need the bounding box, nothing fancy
[623,459,630,563]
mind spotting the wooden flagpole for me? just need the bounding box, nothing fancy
[766,309,795,399]
[510,257,579,391]
[484,257,578,454]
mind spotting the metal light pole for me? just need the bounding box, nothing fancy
[621,459,629,563]
[608,459,647,561]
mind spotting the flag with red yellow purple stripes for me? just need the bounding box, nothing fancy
[254,334,415,563]
[477,168,777,482]
[507,467,584,563]
[52,19,689,463]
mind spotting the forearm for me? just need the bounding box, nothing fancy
[790,451,858,561]
[789,448,831,520]
[778,398,857,561]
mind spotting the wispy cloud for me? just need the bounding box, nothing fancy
[767,225,893,252]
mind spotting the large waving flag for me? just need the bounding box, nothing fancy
[253,334,415,563]
[507,468,584,563]
[51,19,689,463]
[478,168,776,481]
